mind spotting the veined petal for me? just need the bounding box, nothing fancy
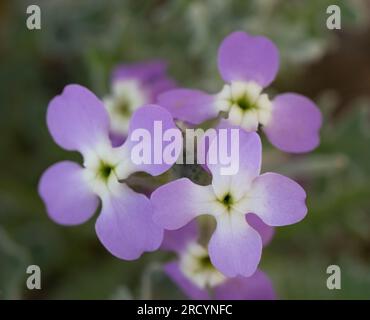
[47,84,110,154]
[164,261,210,300]
[38,161,99,225]
[116,105,182,178]
[95,184,163,260]
[209,213,262,277]
[152,178,219,230]
[245,173,307,226]
[157,89,218,124]
[263,93,322,153]
[217,31,279,87]
[214,270,276,300]
[161,220,199,254]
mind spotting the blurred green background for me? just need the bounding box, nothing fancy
[1,0,370,299]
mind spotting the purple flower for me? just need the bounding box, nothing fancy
[152,127,307,277]
[162,221,276,300]
[158,31,322,153]
[103,60,176,146]
[38,84,180,260]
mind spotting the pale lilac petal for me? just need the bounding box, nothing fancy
[47,84,110,153]
[209,214,262,277]
[109,132,126,147]
[38,161,98,225]
[152,178,215,230]
[147,77,177,102]
[246,213,275,246]
[207,127,261,199]
[164,262,210,300]
[161,220,199,253]
[118,105,182,177]
[217,31,279,87]
[112,60,176,102]
[214,270,276,300]
[95,184,163,260]
[112,60,168,84]
[246,173,307,226]
[263,93,322,153]
[157,89,218,124]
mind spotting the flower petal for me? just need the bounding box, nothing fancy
[111,60,176,102]
[38,161,99,225]
[214,270,276,300]
[263,93,322,153]
[147,77,177,102]
[209,213,262,277]
[47,84,110,153]
[207,126,262,200]
[164,261,210,300]
[161,220,199,253]
[117,105,182,178]
[109,132,126,148]
[152,178,217,230]
[111,60,168,84]
[95,184,163,260]
[246,213,275,247]
[157,89,218,124]
[217,31,279,87]
[246,173,307,226]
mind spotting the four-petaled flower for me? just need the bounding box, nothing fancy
[39,84,180,260]
[162,219,276,300]
[104,60,176,146]
[158,31,322,153]
[152,126,307,277]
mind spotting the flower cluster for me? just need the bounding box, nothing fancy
[39,31,322,299]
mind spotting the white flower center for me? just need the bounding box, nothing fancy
[215,81,272,131]
[179,242,225,289]
[82,142,123,198]
[210,185,254,218]
[103,79,148,135]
